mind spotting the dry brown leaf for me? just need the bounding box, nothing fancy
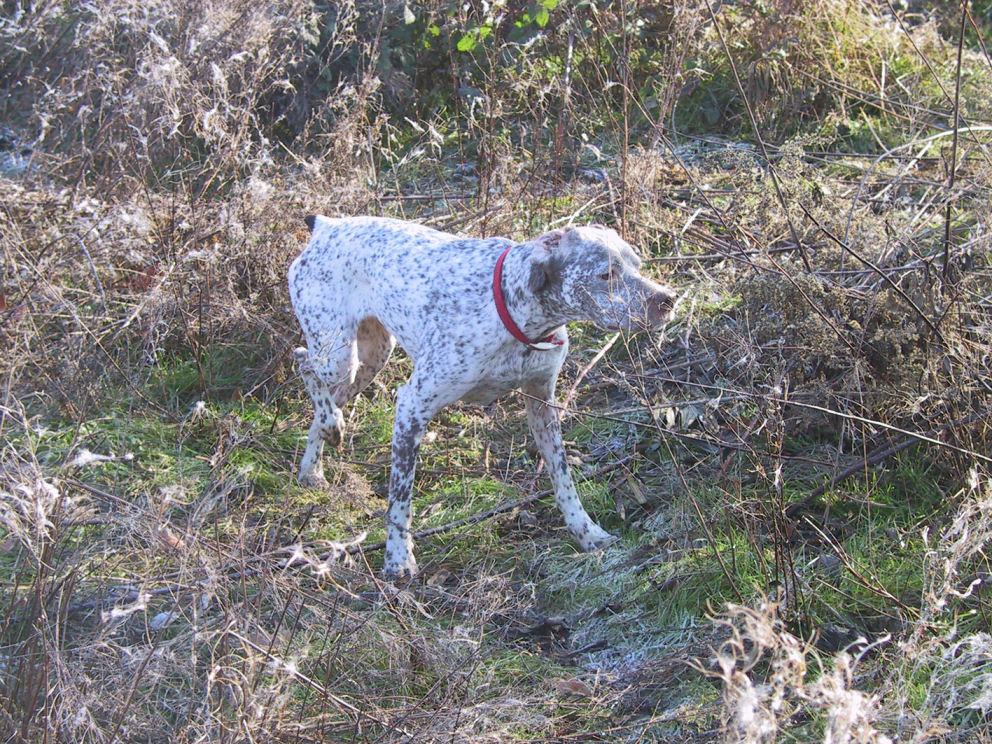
[152,524,184,551]
[552,677,594,697]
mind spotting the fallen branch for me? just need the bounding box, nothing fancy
[787,408,992,517]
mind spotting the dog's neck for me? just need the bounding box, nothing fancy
[499,241,569,342]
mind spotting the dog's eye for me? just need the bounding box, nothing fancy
[600,268,616,281]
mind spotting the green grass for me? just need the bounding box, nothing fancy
[4,2,992,737]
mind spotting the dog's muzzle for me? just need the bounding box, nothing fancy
[645,288,676,328]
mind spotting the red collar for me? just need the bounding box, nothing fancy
[492,245,564,351]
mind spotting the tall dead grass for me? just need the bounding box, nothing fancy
[705,471,992,744]
[0,0,386,417]
[1,0,992,742]
[4,0,328,189]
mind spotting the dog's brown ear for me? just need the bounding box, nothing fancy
[528,228,571,292]
[528,245,552,293]
[535,228,566,249]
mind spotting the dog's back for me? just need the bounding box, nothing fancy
[290,216,513,358]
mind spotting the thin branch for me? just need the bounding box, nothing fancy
[559,332,620,416]
[943,3,966,280]
[649,375,992,465]
[787,408,992,517]
[796,200,946,344]
[343,454,636,559]
[702,0,812,273]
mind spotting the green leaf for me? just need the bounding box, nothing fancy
[541,0,559,9]
[457,33,477,52]
[535,8,549,26]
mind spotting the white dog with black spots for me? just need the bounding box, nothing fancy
[289,216,676,579]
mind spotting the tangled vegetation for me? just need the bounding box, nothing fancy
[2,1,992,741]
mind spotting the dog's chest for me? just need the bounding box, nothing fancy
[458,341,565,404]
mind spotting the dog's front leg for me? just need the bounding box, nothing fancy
[523,380,617,552]
[382,375,454,579]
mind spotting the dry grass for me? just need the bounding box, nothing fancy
[2,1,992,742]
[704,473,992,744]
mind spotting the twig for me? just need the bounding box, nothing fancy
[342,454,636,560]
[842,125,992,245]
[786,436,916,518]
[943,3,966,280]
[651,375,992,465]
[796,201,946,344]
[702,0,812,273]
[784,399,992,464]
[964,1,992,74]
[376,193,474,202]
[645,390,744,604]
[227,628,399,733]
[559,332,620,416]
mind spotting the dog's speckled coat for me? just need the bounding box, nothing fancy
[289,216,675,578]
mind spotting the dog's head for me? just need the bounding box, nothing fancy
[527,225,676,333]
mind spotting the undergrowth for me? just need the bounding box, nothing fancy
[2,0,992,742]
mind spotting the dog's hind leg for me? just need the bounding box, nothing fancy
[295,328,359,489]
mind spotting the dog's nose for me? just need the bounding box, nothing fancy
[648,289,676,326]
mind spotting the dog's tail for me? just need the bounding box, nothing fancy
[303,215,317,233]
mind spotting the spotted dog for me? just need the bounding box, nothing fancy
[289,216,676,578]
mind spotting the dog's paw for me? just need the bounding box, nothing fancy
[298,472,330,490]
[577,525,618,552]
[383,550,419,581]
